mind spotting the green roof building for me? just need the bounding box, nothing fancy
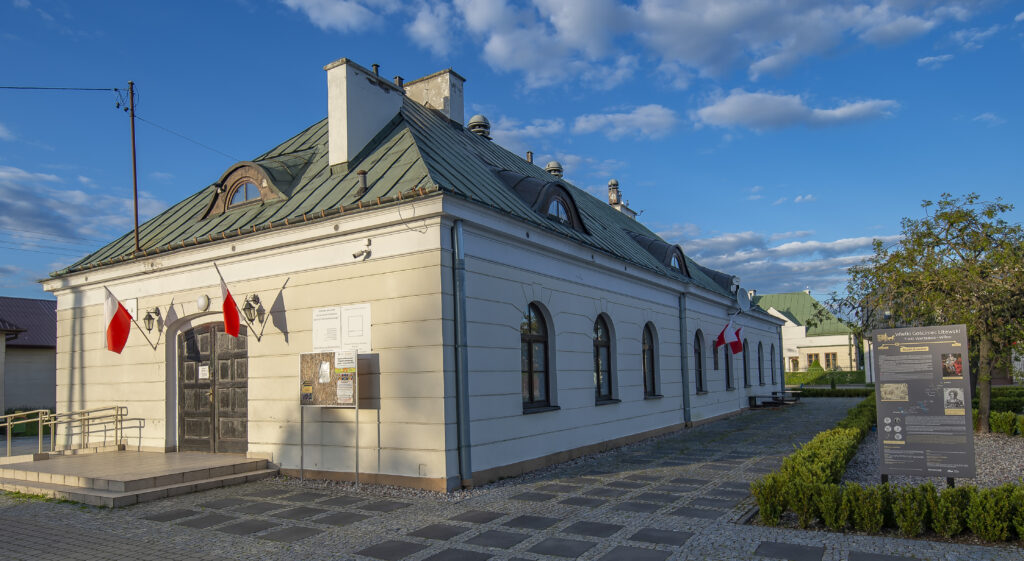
[751,290,857,373]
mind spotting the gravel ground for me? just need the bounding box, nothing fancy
[843,430,1024,488]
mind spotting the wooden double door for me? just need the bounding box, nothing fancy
[178,323,248,453]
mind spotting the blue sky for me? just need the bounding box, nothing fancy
[1,0,1021,300]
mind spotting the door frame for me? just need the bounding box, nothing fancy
[176,322,248,453]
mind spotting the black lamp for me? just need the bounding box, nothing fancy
[242,295,260,324]
[143,308,160,332]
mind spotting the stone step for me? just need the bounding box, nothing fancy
[0,467,278,508]
[0,458,267,491]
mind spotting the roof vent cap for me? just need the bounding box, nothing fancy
[468,114,491,139]
[608,178,620,204]
[545,161,563,177]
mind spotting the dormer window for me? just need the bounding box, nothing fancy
[230,181,261,207]
[671,252,683,272]
[547,198,570,225]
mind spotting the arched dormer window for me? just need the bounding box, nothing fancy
[230,180,261,207]
[491,167,588,235]
[670,253,683,271]
[548,197,571,226]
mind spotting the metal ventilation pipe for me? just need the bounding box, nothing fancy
[356,170,368,196]
[545,161,563,177]
[468,114,491,139]
[394,75,404,88]
[526,151,533,164]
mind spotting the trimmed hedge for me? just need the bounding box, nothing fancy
[798,388,874,398]
[785,370,866,386]
[752,392,1024,542]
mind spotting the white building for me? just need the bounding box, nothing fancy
[43,58,784,491]
[752,291,857,374]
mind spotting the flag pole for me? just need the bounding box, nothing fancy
[128,81,140,254]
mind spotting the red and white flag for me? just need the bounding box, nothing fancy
[714,319,743,355]
[103,287,132,354]
[216,266,240,338]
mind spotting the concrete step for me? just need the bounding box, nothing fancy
[0,467,278,508]
[1,458,267,491]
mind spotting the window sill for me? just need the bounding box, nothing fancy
[726,387,736,391]
[695,391,708,395]
[595,398,621,406]
[760,383,767,386]
[744,384,752,388]
[644,394,663,400]
[523,405,560,415]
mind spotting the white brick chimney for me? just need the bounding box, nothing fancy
[404,69,465,125]
[324,58,404,167]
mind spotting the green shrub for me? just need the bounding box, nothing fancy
[1012,486,1024,539]
[807,359,825,376]
[967,485,1015,542]
[849,484,886,533]
[752,473,787,526]
[1017,414,1024,437]
[800,388,874,398]
[786,480,819,528]
[990,411,1017,435]
[893,485,928,537]
[785,370,867,386]
[972,408,979,431]
[816,483,847,531]
[933,486,973,538]
[919,482,938,532]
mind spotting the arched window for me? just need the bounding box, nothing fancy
[642,323,657,397]
[694,331,705,393]
[547,198,570,225]
[770,344,777,384]
[713,340,720,370]
[229,181,260,207]
[758,342,765,385]
[521,303,550,409]
[593,316,612,402]
[742,339,750,387]
[724,345,733,389]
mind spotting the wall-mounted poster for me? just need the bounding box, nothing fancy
[872,324,975,478]
[299,350,358,407]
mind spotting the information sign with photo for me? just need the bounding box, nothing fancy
[299,350,358,407]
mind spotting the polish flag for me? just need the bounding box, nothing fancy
[220,274,240,338]
[104,287,132,354]
[714,320,743,355]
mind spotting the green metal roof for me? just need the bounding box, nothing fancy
[751,292,852,336]
[53,98,736,299]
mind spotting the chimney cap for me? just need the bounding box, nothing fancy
[545,161,563,177]
[608,178,619,187]
[468,114,491,139]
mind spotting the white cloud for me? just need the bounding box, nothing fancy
[772,197,787,206]
[973,112,1006,126]
[793,194,816,203]
[1016,12,1024,23]
[280,0,399,33]
[573,104,679,140]
[406,2,455,56]
[0,122,13,141]
[490,116,565,154]
[694,89,898,131]
[13,0,30,8]
[77,175,96,187]
[747,185,763,200]
[149,171,174,182]
[917,54,953,68]
[952,25,1000,50]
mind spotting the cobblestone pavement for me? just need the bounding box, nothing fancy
[2,399,1021,561]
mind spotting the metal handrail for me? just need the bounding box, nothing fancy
[1,406,128,457]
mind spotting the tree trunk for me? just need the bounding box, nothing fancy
[977,333,993,433]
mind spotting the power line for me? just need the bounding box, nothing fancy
[0,86,118,91]
[134,114,240,161]
[0,225,112,245]
[0,242,86,258]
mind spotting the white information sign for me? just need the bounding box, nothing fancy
[312,306,343,351]
[198,365,210,380]
[340,303,372,353]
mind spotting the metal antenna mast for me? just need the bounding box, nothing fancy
[128,81,140,254]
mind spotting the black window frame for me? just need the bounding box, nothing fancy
[694,330,705,393]
[771,344,777,384]
[521,303,550,410]
[724,344,733,389]
[742,339,750,387]
[593,315,613,403]
[229,180,261,207]
[758,342,765,385]
[642,323,657,397]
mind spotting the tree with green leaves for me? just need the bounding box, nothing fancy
[824,193,1024,432]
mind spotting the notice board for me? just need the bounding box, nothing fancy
[299,350,357,407]
[872,324,975,477]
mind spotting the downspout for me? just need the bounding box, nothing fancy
[678,293,692,426]
[451,220,472,487]
[777,324,785,391]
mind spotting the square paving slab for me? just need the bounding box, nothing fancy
[670,477,708,486]
[607,480,646,489]
[273,506,327,520]
[258,526,323,543]
[511,491,556,502]
[217,519,278,535]
[584,487,628,498]
[279,492,327,502]
[177,513,235,529]
[669,507,722,520]
[361,500,411,512]
[597,546,670,561]
[560,497,607,508]
[199,498,248,509]
[753,541,824,561]
[624,474,662,482]
[423,550,492,561]
[563,521,623,538]
[317,495,363,508]
[633,492,679,504]
[142,509,198,522]
[536,484,579,493]
[465,530,530,549]
[356,540,428,561]
[232,501,284,515]
[691,497,738,509]
[529,537,596,558]
[848,553,918,561]
[315,511,371,526]
[629,528,694,546]
[503,514,559,530]
[409,523,470,540]
[617,501,662,514]
[243,488,289,498]
[450,510,504,524]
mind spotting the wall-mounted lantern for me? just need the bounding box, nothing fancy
[143,308,161,332]
[242,294,261,324]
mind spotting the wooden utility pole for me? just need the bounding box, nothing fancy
[128,81,140,254]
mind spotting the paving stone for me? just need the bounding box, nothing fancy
[279,492,327,502]
[691,497,738,509]
[707,489,749,499]
[560,497,607,508]
[563,521,623,538]
[409,523,470,540]
[317,495,363,508]
[624,474,662,482]
[606,480,646,489]
[597,546,670,561]
[629,528,694,546]
[848,553,918,561]
[536,484,579,493]
[142,509,198,522]
[584,487,627,498]
[361,500,412,512]
[423,550,492,561]
[700,463,733,472]
[528,537,596,558]
[199,498,248,509]
[273,506,328,520]
[450,510,504,524]
[670,477,708,485]
[632,492,678,504]
[465,530,530,549]
[668,507,722,520]
[356,540,428,561]
[651,485,695,494]
[503,515,559,530]
[718,481,753,491]
[511,491,556,502]
[217,519,279,535]
[177,513,236,529]
[617,501,662,513]
[231,501,284,515]
[753,541,824,561]
[315,511,371,526]
[242,488,288,498]
[258,526,323,543]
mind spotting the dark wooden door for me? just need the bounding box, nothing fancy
[178,324,248,453]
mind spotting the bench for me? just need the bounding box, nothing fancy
[749,395,784,408]
[772,390,801,403]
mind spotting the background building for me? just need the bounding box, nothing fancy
[751,290,857,373]
[0,296,57,413]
